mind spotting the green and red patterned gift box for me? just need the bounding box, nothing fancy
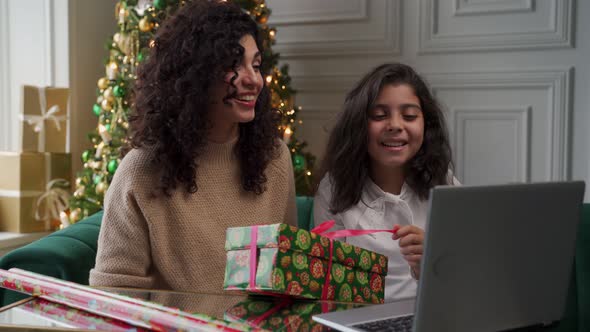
[223,223,388,303]
[224,297,363,332]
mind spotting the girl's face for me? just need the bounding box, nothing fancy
[209,34,263,130]
[367,83,425,174]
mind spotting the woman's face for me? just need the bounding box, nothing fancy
[209,34,263,130]
[367,83,425,173]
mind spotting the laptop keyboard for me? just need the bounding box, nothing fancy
[352,315,414,332]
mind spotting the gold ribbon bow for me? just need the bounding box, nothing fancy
[35,179,71,227]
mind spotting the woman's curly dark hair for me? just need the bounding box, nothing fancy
[125,0,279,196]
[319,63,453,213]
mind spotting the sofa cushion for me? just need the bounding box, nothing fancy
[296,196,314,231]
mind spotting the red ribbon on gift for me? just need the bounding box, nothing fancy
[249,225,258,290]
[311,220,399,301]
[250,298,293,326]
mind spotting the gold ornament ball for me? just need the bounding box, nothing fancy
[103,87,115,103]
[258,15,268,24]
[139,17,154,32]
[106,61,119,80]
[73,187,85,198]
[101,99,113,111]
[70,208,82,223]
[96,182,108,194]
[113,32,121,45]
[97,77,109,90]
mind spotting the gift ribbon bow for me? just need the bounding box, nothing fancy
[20,87,68,152]
[35,179,71,225]
[23,87,65,132]
[310,220,399,301]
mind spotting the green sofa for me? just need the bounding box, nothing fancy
[0,199,587,331]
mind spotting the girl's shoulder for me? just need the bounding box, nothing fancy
[446,169,461,186]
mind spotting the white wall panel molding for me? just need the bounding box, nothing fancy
[0,0,11,150]
[454,0,534,16]
[452,107,531,184]
[267,0,368,25]
[299,106,340,121]
[267,0,401,58]
[427,67,572,181]
[419,0,573,53]
[292,74,359,93]
[44,0,55,85]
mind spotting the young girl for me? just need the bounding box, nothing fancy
[90,1,296,293]
[314,63,458,302]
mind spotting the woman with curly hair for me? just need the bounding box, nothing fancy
[314,63,459,302]
[90,0,297,292]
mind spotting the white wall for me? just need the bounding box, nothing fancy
[0,0,117,175]
[267,0,590,201]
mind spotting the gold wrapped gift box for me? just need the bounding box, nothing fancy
[0,152,71,233]
[21,85,69,153]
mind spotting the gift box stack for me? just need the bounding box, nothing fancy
[224,223,388,304]
[0,85,71,233]
[224,297,363,332]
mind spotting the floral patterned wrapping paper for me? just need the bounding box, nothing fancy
[19,297,147,331]
[224,297,363,332]
[224,224,388,303]
[0,268,256,332]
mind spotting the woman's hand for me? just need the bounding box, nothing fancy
[392,225,425,279]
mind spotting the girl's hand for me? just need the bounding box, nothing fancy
[392,225,425,279]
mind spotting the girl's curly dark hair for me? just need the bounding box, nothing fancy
[125,0,279,196]
[319,63,453,213]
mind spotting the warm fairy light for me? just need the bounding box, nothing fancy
[283,126,293,144]
[307,171,312,176]
[281,85,285,89]
[149,39,156,48]
[266,75,272,83]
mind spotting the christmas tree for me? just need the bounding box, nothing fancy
[69,0,316,223]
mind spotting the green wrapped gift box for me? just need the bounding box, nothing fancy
[223,223,388,303]
[224,297,363,332]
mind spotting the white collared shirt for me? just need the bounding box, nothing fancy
[313,173,459,302]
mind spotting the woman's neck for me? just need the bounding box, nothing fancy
[208,122,238,143]
[370,164,405,195]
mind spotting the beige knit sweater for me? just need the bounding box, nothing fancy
[89,138,297,293]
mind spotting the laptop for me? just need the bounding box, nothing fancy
[313,181,585,332]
